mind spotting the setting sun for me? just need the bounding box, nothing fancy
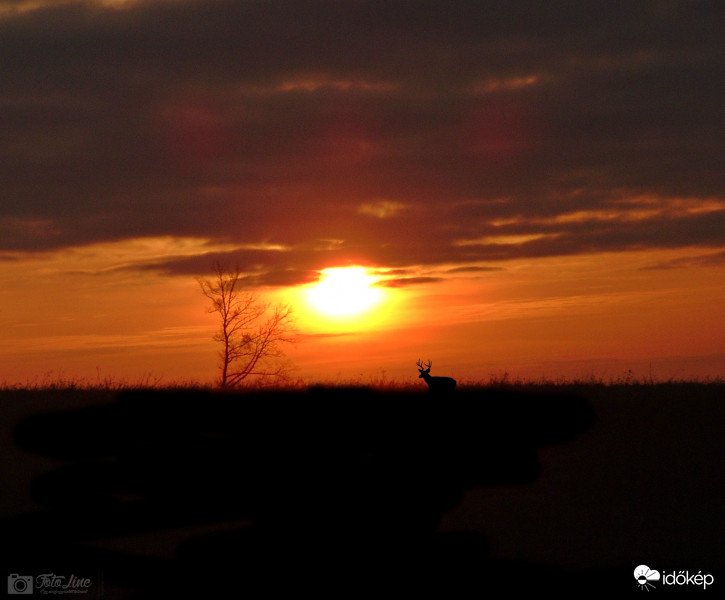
[307,266,382,317]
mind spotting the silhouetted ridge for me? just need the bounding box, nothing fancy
[5,386,594,594]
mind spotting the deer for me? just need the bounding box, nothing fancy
[416,359,457,393]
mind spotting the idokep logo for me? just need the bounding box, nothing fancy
[634,565,660,590]
[634,564,715,591]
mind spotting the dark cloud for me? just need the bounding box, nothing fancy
[1,0,724,278]
[640,249,725,270]
[446,266,502,274]
[376,276,445,288]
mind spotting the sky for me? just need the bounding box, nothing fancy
[1,0,724,385]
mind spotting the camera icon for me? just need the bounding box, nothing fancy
[8,574,33,595]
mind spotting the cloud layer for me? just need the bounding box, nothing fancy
[2,0,724,285]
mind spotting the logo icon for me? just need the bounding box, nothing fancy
[7,574,33,595]
[634,565,661,590]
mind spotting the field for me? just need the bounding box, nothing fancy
[1,380,723,596]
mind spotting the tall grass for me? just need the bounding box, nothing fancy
[1,368,722,393]
[0,370,212,392]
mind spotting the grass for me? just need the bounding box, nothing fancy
[2,368,723,393]
[0,370,212,392]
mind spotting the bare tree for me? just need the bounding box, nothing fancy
[198,262,296,388]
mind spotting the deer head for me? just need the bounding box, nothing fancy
[416,359,432,378]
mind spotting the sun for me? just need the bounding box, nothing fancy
[308,266,382,317]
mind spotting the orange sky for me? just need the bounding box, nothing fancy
[1,238,723,386]
[1,1,724,385]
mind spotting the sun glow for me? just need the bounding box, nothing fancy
[307,267,382,317]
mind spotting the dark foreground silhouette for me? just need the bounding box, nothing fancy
[3,386,599,595]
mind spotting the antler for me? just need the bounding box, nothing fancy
[425,359,432,369]
[416,359,422,368]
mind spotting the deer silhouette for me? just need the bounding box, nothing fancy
[416,359,456,392]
